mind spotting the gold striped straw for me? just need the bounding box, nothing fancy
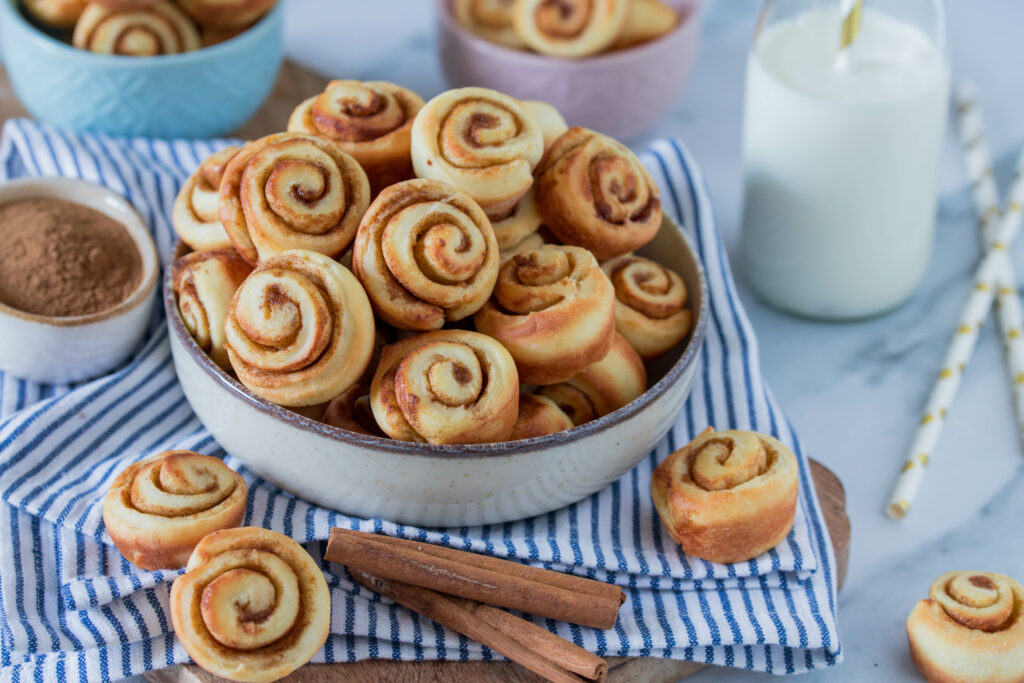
[836,0,863,69]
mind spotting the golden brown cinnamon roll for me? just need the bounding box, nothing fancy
[23,0,86,29]
[499,230,546,264]
[72,1,201,55]
[651,428,799,564]
[610,0,678,51]
[352,178,499,331]
[411,87,544,218]
[474,245,615,385]
[103,451,247,571]
[907,571,1024,683]
[322,382,382,437]
[172,249,253,370]
[219,132,371,264]
[492,187,543,251]
[172,146,241,252]
[510,394,574,440]
[453,0,523,48]
[535,127,662,261]
[602,255,692,359]
[513,0,630,58]
[370,330,519,444]
[170,527,330,683]
[225,250,376,407]
[521,100,568,152]
[176,0,274,28]
[288,80,425,195]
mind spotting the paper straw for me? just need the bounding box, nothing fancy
[836,0,863,70]
[886,147,1024,519]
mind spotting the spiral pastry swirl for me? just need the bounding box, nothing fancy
[651,428,799,564]
[72,1,201,55]
[535,127,662,261]
[510,394,574,441]
[352,179,500,330]
[103,451,247,570]
[370,330,519,444]
[453,0,523,48]
[220,132,371,264]
[172,146,241,252]
[474,245,615,385]
[225,250,376,407]
[170,527,330,683]
[411,87,544,218]
[176,0,275,28]
[288,80,425,195]
[172,249,253,370]
[602,255,692,359]
[907,571,1024,683]
[513,0,630,58]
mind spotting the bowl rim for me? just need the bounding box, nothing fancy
[0,0,282,67]
[436,0,701,68]
[164,215,709,458]
[0,177,159,327]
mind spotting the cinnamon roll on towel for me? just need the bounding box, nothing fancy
[288,80,425,195]
[602,254,692,359]
[535,127,662,261]
[453,0,523,49]
[370,330,519,444]
[172,146,241,252]
[510,393,574,440]
[170,527,330,683]
[176,0,275,28]
[651,428,799,564]
[72,1,201,55]
[513,0,630,58]
[906,571,1024,683]
[171,249,252,369]
[103,451,247,570]
[474,245,616,385]
[225,250,376,407]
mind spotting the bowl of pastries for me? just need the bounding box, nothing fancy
[165,81,708,527]
[0,0,282,137]
[436,0,701,140]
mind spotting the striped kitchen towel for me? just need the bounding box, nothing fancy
[0,120,842,682]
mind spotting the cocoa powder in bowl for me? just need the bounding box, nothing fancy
[0,198,143,318]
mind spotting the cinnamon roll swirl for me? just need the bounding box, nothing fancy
[907,571,1024,683]
[535,127,662,261]
[225,250,376,407]
[219,132,371,264]
[176,0,275,28]
[352,179,500,330]
[172,249,253,370]
[510,393,574,440]
[103,451,247,570]
[370,330,519,444]
[513,0,630,58]
[602,255,692,359]
[411,87,544,218]
[474,245,616,385]
[72,1,201,55]
[453,0,523,49]
[499,230,545,264]
[170,527,330,683]
[288,80,425,195]
[651,428,799,564]
[172,146,241,252]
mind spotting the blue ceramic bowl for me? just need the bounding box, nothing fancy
[0,0,283,138]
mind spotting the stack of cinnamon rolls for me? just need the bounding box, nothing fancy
[171,81,694,446]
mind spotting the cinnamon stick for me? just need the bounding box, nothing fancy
[351,570,607,683]
[325,528,623,630]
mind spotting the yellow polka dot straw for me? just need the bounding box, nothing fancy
[886,144,1024,520]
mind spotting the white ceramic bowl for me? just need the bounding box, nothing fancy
[167,216,707,527]
[0,178,159,384]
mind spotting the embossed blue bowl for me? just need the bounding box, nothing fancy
[0,0,283,138]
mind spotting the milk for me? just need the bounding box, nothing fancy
[740,5,950,319]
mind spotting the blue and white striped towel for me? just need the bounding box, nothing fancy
[0,120,842,681]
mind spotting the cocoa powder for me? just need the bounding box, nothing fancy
[0,198,143,317]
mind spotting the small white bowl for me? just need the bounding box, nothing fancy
[0,178,158,384]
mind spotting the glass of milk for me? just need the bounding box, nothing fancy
[739,0,950,320]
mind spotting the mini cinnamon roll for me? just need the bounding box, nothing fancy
[72,1,201,55]
[352,179,500,330]
[170,527,330,683]
[103,451,247,570]
[492,187,543,251]
[474,245,616,385]
[219,132,371,264]
[225,250,376,407]
[172,146,241,252]
[322,383,382,437]
[23,0,86,29]
[172,249,253,369]
[288,80,425,195]
[651,428,799,564]
[510,394,574,440]
[535,127,662,261]
[521,100,568,152]
[176,0,275,28]
[602,255,691,358]
[907,571,1024,683]
[610,0,678,51]
[370,330,519,444]
[411,87,544,218]
[453,0,523,48]
[513,0,630,58]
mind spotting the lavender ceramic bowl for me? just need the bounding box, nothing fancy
[167,216,707,527]
[436,0,701,141]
